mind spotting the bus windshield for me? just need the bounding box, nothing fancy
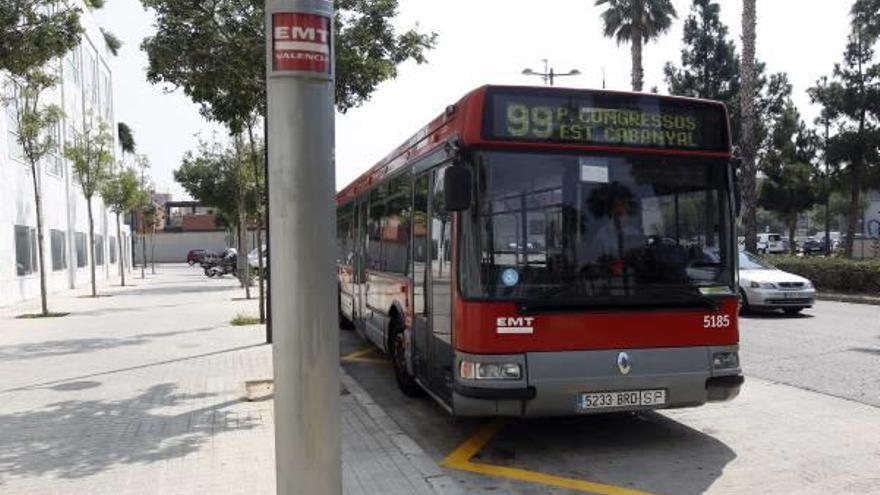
[460,151,734,303]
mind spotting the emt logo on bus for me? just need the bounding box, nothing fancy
[496,317,535,335]
[272,13,331,73]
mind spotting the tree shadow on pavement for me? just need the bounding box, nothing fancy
[0,383,259,481]
[0,326,218,362]
[112,284,236,297]
[481,411,736,495]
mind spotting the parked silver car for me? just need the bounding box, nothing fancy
[739,251,815,315]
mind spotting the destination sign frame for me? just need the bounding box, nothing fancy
[482,88,730,153]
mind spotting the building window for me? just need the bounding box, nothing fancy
[94,234,104,266]
[14,225,37,276]
[99,70,112,123]
[109,236,117,264]
[64,46,81,88]
[5,97,24,162]
[45,122,63,177]
[75,232,87,268]
[51,229,67,271]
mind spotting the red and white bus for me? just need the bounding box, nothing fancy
[336,85,743,416]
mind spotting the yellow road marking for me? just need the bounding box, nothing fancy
[441,419,659,495]
[340,346,390,365]
[341,347,375,361]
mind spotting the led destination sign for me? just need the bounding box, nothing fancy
[485,89,729,152]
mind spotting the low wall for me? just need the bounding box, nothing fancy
[134,231,229,264]
[853,238,880,260]
[134,230,267,264]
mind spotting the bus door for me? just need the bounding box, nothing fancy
[411,166,454,402]
[354,199,368,332]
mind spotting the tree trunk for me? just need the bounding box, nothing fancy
[630,27,643,92]
[824,195,831,255]
[740,0,759,253]
[117,213,125,287]
[246,123,266,323]
[256,222,265,322]
[845,168,861,258]
[141,230,147,279]
[87,198,97,297]
[150,230,156,274]
[237,216,251,298]
[788,217,797,255]
[29,160,49,315]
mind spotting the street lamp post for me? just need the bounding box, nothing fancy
[265,1,341,494]
[522,59,581,86]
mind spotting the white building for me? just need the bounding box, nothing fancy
[1,4,132,307]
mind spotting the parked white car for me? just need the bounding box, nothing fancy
[247,246,268,275]
[739,251,815,315]
[756,233,785,254]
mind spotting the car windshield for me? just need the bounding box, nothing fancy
[459,151,735,303]
[739,251,772,270]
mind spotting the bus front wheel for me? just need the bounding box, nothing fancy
[390,319,424,397]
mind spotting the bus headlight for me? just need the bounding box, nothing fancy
[712,352,740,370]
[459,361,522,380]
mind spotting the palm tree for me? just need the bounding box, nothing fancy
[740,0,758,252]
[117,122,135,161]
[595,0,677,92]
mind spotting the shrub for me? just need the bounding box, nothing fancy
[763,255,880,294]
[231,313,261,326]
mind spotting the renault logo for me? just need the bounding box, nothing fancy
[617,352,632,375]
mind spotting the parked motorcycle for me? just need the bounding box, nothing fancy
[203,248,238,278]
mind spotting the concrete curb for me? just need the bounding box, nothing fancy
[815,293,880,306]
[339,368,466,495]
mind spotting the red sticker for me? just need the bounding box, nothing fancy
[272,13,331,73]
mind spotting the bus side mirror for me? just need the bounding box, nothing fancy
[732,158,742,217]
[444,166,472,212]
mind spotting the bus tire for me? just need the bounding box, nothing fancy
[389,317,423,397]
[739,289,751,314]
[338,288,354,330]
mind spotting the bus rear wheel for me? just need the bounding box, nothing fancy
[390,321,423,397]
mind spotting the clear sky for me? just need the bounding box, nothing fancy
[95,0,855,198]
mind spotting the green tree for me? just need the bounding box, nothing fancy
[0,1,82,75]
[142,0,436,323]
[100,28,121,56]
[134,154,152,279]
[663,0,793,253]
[740,0,758,253]
[2,72,63,315]
[758,103,817,253]
[65,115,114,297]
[101,168,142,286]
[1,1,82,316]
[595,0,677,92]
[663,0,740,131]
[174,141,241,224]
[808,3,880,257]
[117,122,136,159]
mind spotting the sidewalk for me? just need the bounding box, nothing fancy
[0,265,461,495]
[815,291,880,305]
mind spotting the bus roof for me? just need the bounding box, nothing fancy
[336,85,732,204]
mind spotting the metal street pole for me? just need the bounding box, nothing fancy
[265,1,340,494]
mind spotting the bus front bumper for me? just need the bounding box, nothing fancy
[452,346,742,417]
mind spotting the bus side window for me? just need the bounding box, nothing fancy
[367,185,387,271]
[384,174,411,275]
[412,175,429,316]
[431,167,452,341]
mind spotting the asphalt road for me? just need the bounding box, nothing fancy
[739,300,880,407]
[340,301,880,495]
